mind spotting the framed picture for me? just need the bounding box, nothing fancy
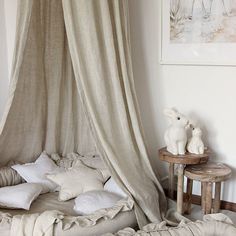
[161,0,236,66]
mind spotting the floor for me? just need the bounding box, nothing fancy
[184,204,236,224]
[163,179,236,225]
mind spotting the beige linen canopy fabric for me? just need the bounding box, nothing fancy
[0,0,97,164]
[0,0,167,228]
[63,0,166,227]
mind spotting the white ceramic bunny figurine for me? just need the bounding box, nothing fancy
[164,108,189,155]
[187,126,204,155]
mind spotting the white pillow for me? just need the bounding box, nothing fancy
[0,183,42,210]
[79,156,105,169]
[47,164,104,201]
[79,156,110,181]
[104,178,127,198]
[74,190,122,215]
[12,152,60,193]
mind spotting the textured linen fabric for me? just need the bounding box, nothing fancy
[0,0,166,228]
[47,163,105,201]
[0,197,135,236]
[0,192,78,216]
[50,152,110,179]
[0,211,135,236]
[0,192,137,236]
[0,0,97,165]
[0,164,23,187]
[105,214,236,236]
[62,0,166,227]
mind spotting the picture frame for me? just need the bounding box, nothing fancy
[161,0,236,66]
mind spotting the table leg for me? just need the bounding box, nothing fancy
[185,178,193,214]
[205,182,212,214]
[169,163,175,199]
[201,182,206,214]
[177,164,184,214]
[213,182,221,213]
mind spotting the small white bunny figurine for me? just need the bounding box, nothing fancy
[164,108,189,155]
[187,126,204,155]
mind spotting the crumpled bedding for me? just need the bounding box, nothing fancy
[0,153,137,236]
[0,198,134,236]
[0,161,24,187]
[105,213,236,236]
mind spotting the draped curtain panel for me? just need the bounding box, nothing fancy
[0,0,166,227]
[62,0,166,227]
[0,0,97,164]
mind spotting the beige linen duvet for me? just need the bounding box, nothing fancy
[105,213,236,236]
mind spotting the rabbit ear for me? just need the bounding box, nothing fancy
[163,108,177,118]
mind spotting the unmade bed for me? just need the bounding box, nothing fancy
[0,192,137,236]
[0,0,167,235]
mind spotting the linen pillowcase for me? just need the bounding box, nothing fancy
[104,177,127,198]
[73,190,122,215]
[50,153,110,181]
[12,152,60,193]
[47,164,104,201]
[78,155,105,169]
[79,156,110,181]
[0,161,24,187]
[0,183,43,210]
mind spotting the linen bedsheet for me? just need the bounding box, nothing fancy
[0,192,137,236]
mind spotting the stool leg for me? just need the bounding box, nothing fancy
[177,164,184,214]
[213,182,221,213]
[185,178,193,214]
[169,163,175,199]
[201,182,206,214]
[205,182,212,214]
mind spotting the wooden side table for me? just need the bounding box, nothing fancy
[184,162,231,214]
[159,147,210,214]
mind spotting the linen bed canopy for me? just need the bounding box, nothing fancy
[0,0,166,228]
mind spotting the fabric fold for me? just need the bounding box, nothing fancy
[4,198,133,236]
[0,0,97,166]
[62,0,166,227]
[0,0,166,228]
[104,213,236,236]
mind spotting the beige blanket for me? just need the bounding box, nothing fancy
[11,211,62,236]
[105,213,236,236]
[0,198,133,236]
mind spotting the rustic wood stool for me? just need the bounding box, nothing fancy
[184,162,232,214]
[159,147,210,214]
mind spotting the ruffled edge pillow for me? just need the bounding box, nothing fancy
[47,163,105,201]
[74,190,122,215]
[50,153,110,181]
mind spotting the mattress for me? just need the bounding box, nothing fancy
[0,192,137,236]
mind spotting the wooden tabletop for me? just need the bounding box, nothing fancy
[185,162,232,182]
[159,147,210,165]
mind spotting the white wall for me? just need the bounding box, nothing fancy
[129,0,236,202]
[0,0,17,118]
[0,0,9,118]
